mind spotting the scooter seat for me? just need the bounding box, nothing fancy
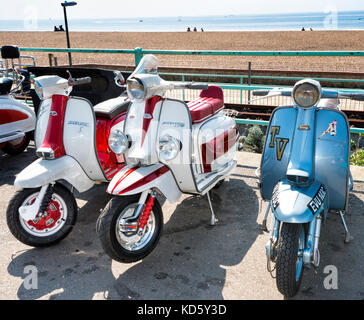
[187,86,224,124]
[94,96,131,119]
[0,78,13,95]
[1,45,20,59]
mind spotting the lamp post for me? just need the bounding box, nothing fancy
[61,1,77,66]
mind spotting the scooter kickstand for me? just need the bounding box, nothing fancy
[206,191,218,226]
[339,211,354,243]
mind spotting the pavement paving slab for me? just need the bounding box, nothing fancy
[0,143,363,300]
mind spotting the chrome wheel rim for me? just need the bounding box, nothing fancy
[19,192,68,237]
[115,203,156,251]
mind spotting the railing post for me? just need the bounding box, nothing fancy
[134,47,143,66]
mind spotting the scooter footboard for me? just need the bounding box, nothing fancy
[271,179,328,223]
[107,164,182,203]
[14,156,94,192]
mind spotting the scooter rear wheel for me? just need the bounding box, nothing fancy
[6,184,77,247]
[275,223,306,297]
[1,132,31,155]
[96,195,163,263]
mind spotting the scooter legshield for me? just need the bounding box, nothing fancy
[107,164,182,203]
[271,179,328,223]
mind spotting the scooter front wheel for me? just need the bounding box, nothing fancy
[6,184,77,247]
[96,194,163,263]
[275,223,306,297]
[1,132,31,155]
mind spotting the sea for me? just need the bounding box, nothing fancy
[1,10,364,32]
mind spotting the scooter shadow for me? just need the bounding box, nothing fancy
[111,176,261,300]
[288,192,364,300]
[0,144,37,187]
[7,176,260,300]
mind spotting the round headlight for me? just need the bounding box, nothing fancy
[292,79,321,108]
[158,135,181,161]
[108,129,129,155]
[127,78,145,101]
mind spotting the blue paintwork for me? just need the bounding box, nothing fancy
[271,179,328,223]
[261,104,349,213]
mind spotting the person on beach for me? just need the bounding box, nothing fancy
[187,27,191,32]
[193,27,197,32]
[301,27,305,31]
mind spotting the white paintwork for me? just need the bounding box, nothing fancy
[18,184,49,221]
[0,95,36,143]
[107,164,182,203]
[124,100,163,165]
[14,156,94,193]
[63,97,105,181]
[34,76,71,99]
[157,98,197,193]
[34,98,52,149]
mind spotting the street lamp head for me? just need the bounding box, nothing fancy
[61,1,77,7]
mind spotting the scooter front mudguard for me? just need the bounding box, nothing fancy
[14,156,94,193]
[271,179,328,224]
[107,164,182,203]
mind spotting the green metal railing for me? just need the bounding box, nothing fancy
[3,46,363,133]
[14,47,364,66]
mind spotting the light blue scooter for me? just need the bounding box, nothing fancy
[254,79,364,297]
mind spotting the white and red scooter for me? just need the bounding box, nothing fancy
[6,71,129,247]
[0,45,37,155]
[96,55,238,263]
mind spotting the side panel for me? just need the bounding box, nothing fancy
[315,109,349,210]
[157,98,197,193]
[63,97,105,181]
[0,97,35,138]
[261,107,297,200]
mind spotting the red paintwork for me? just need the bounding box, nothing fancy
[110,167,139,194]
[95,112,126,179]
[0,109,28,125]
[38,95,68,159]
[201,126,238,173]
[141,96,164,147]
[187,86,224,124]
[117,166,169,195]
[26,197,62,231]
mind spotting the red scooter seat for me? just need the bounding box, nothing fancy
[187,86,224,124]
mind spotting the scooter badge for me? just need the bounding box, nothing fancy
[318,120,337,139]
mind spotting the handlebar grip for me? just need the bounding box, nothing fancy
[72,77,92,86]
[185,83,209,90]
[348,94,364,101]
[252,90,270,96]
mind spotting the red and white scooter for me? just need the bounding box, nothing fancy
[0,45,37,155]
[6,71,129,247]
[96,55,238,263]
[0,75,35,155]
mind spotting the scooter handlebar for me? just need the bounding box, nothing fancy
[252,90,270,96]
[69,77,92,86]
[339,93,364,101]
[185,83,209,90]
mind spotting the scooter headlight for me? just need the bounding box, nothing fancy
[127,78,146,101]
[292,79,321,108]
[158,135,181,161]
[108,129,129,155]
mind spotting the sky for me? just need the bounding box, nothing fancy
[0,0,363,20]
